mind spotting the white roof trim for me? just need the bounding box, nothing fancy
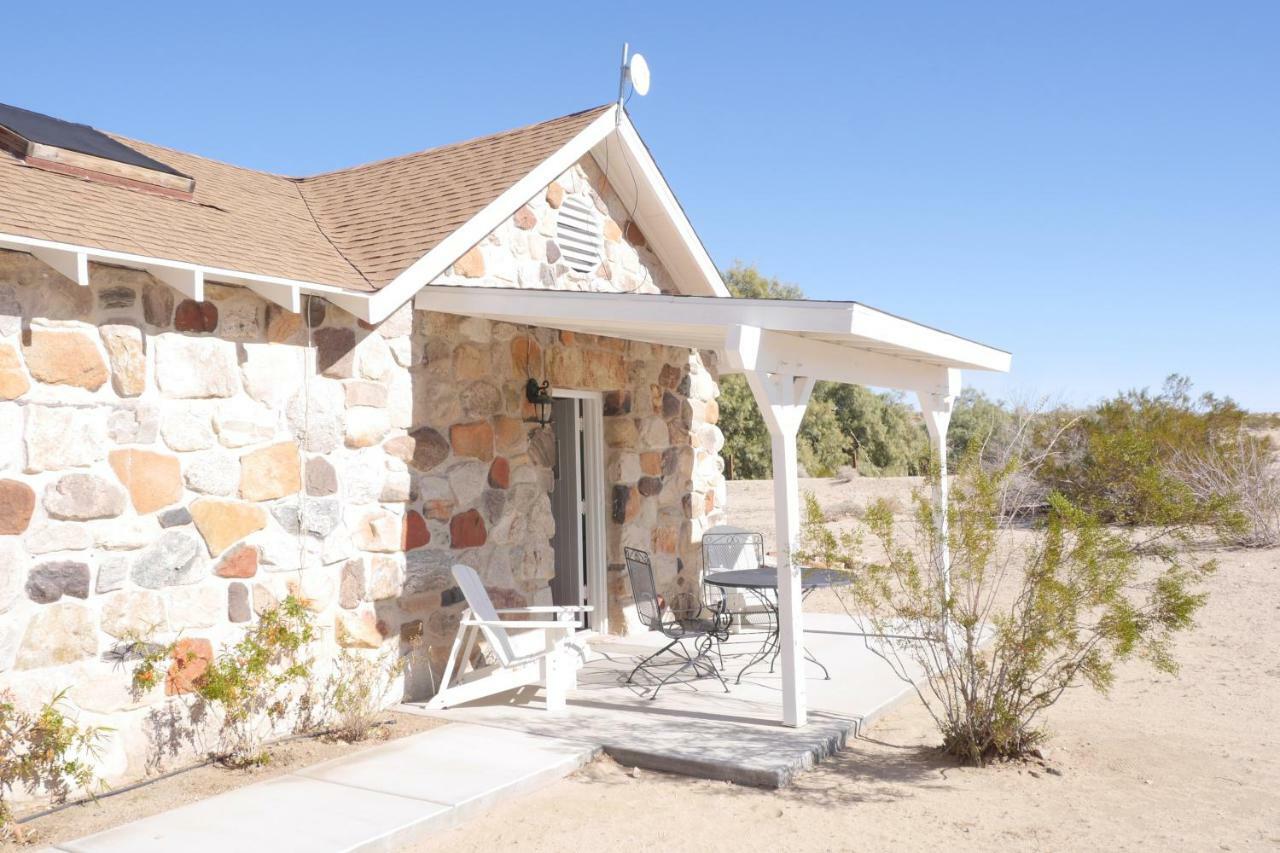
[589,114,730,298]
[0,232,361,314]
[414,285,1012,383]
[361,107,621,323]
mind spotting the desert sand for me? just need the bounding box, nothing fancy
[425,477,1280,853]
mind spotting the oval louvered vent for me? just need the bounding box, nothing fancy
[555,195,603,273]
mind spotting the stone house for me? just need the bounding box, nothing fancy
[0,98,1010,786]
[0,101,734,786]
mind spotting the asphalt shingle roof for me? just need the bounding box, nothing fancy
[0,104,610,293]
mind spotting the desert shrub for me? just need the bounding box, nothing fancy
[0,689,109,838]
[1038,375,1246,529]
[1175,435,1280,547]
[805,443,1212,766]
[323,649,406,743]
[132,596,318,767]
[946,388,1019,467]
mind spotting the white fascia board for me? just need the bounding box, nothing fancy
[363,106,623,325]
[848,304,1011,373]
[415,285,1004,365]
[728,326,949,391]
[612,114,730,298]
[0,231,371,315]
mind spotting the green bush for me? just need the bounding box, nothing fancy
[806,445,1212,765]
[132,595,318,767]
[1038,375,1248,529]
[0,689,108,839]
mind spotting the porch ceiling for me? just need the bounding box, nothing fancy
[414,285,1012,380]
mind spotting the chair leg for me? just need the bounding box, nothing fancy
[426,620,470,709]
[626,637,681,685]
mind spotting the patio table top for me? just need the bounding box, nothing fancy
[703,566,852,590]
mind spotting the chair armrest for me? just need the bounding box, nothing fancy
[461,618,580,630]
[492,605,594,614]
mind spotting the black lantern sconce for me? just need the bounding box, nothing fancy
[524,377,554,428]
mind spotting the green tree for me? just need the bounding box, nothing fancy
[716,262,933,479]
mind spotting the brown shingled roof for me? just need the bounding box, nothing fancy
[0,104,611,293]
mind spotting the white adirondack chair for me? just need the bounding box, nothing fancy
[426,564,592,711]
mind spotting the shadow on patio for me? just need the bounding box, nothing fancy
[400,613,925,788]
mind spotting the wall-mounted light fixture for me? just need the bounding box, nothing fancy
[524,377,554,428]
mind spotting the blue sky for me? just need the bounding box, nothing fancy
[7,2,1278,409]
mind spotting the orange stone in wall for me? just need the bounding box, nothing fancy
[166,638,213,696]
[21,328,108,390]
[402,510,430,551]
[450,421,494,461]
[239,442,302,501]
[108,449,182,514]
[449,509,487,548]
[0,343,30,400]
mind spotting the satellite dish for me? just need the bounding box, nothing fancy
[628,53,651,97]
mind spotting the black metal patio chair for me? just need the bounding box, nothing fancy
[623,547,731,700]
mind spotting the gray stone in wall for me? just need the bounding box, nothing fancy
[0,284,19,337]
[26,561,90,603]
[404,549,452,597]
[108,404,160,445]
[43,474,126,520]
[96,555,128,593]
[228,583,250,623]
[183,450,239,496]
[158,506,193,528]
[305,456,338,496]
[407,427,450,471]
[98,286,136,310]
[339,558,364,609]
[270,498,340,537]
[142,282,173,326]
[131,531,203,589]
[528,428,556,467]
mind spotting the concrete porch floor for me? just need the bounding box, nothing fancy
[400,613,922,788]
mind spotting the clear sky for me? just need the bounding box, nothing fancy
[6,2,1278,409]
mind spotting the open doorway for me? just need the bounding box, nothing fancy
[548,391,607,633]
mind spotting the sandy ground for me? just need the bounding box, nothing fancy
[424,477,1280,853]
[3,711,445,849]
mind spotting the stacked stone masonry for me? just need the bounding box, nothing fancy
[0,158,726,793]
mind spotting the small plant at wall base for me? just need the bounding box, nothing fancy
[323,648,408,743]
[0,690,109,840]
[130,596,319,768]
[808,444,1212,766]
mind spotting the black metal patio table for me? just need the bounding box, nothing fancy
[703,566,852,683]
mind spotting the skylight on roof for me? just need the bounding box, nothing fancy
[0,102,194,199]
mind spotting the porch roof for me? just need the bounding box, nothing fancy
[414,284,1011,389]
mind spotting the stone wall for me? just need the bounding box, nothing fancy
[0,157,726,792]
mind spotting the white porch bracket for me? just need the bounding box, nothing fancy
[914,368,961,603]
[30,246,88,287]
[146,264,204,302]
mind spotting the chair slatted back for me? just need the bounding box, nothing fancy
[452,564,516,664]
[623,547,662,632]
[702,527,765,574]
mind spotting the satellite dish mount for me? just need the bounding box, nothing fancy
[617,43,651,111]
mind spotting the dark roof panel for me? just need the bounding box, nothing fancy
[0,102,188,177]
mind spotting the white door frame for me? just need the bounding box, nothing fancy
[551,388,608,635]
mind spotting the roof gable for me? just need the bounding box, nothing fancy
[297,106,610,288]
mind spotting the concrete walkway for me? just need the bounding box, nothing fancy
[54,724,598,853]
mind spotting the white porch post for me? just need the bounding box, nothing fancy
[915,369,961,602]
[743,370,816,728]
